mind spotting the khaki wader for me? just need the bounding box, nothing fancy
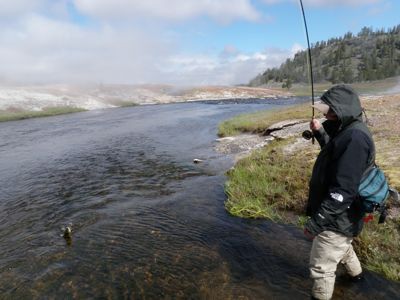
[309,230,362,300]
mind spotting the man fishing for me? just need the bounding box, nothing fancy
[303,85,374,300]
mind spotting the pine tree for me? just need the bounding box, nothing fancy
[250,24,400,86]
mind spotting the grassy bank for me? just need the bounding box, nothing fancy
[222,94,400,281]
[225,138,315,220]
[0,106,86,123]
[218,103,311,137]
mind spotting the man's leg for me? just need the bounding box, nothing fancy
[309,231,354,300]
[340,243,362,277]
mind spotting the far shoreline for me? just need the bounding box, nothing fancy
[0,94,294,123]
[0,106,87,123]
[0,84,289,123]
[1,76,398,123]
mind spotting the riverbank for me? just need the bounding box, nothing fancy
[218,93,400,281]
[0,106,86,122]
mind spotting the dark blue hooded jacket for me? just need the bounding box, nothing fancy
[306,85,375,237]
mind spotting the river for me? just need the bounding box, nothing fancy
[0,99,399,299]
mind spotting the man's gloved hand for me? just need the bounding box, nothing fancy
[304,218,321,240]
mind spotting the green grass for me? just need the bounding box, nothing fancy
[118,102,139,107]
[355,218,400,281]
[286,83,333,97]
[218,103,311,137]
[0,106,86,122]
[222,100,400,281]
[225,138,315,221]
[106,100,139,107]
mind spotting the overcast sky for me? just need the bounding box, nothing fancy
[0,0,398,86]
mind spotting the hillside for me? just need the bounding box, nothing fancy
[250,25,400,87]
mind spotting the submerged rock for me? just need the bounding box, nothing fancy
[63,226,72,239]
[61,223,73,246]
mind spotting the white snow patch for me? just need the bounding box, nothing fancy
[0,87,115,111]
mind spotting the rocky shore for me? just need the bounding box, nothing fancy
[215,118,313,162]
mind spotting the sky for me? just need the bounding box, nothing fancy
[0,0,399,86]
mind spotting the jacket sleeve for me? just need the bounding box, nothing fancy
[313,127,330,148]
[310,130,371,232]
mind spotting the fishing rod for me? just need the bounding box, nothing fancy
[298,0,315,143]
[299,0,315,110]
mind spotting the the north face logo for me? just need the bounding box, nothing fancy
[330,192,344,202]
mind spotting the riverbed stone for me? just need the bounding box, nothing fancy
[269,122,310,139]
[265,119,325,140]
[263,119,306,136]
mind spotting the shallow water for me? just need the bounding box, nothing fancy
[0,99,399,299]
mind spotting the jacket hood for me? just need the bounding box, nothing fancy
[320,85,363,128]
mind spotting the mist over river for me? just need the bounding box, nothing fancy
[0,99,399,299]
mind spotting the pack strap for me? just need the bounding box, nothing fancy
[359,167,380,190]
[376,188,399,224]
[389,187,399,202]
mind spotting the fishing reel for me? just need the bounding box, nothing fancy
[302,130,314,140]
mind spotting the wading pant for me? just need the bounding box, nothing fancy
[309,230,362,300]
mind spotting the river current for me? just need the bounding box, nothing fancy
[0,99,399,299]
